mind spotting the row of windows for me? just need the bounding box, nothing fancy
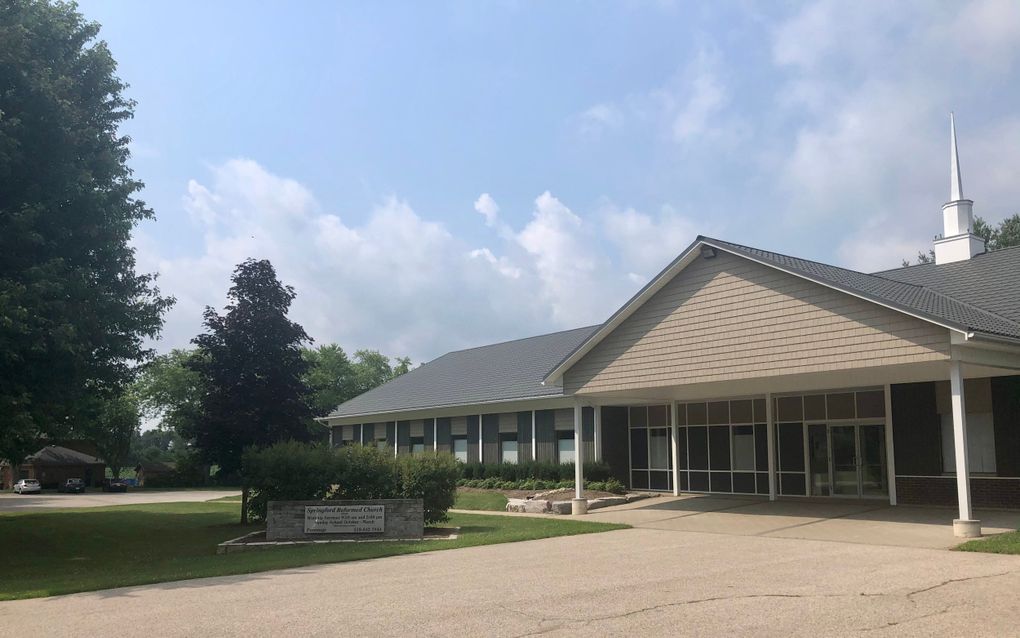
[353,432,578,465]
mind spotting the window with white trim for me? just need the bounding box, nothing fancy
[452,437,468,463]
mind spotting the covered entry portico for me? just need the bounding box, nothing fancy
[562,346,1020,538]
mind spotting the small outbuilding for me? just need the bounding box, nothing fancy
[17,445,106,489]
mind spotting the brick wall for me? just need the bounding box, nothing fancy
[896,476,1020,509]
[267,499,424,541]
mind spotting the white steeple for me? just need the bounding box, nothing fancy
[934,113,984,264]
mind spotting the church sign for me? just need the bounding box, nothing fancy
[304,504,385,534]
[266,499,423,541]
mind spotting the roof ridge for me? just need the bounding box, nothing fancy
[431,324,600,360]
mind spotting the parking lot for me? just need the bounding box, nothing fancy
[0,489,239,511]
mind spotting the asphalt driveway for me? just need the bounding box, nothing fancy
[584,494,1020,549]
[0,489,239,511]
[2,520,1020,636]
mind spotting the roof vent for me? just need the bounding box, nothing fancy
[700,245,717,259]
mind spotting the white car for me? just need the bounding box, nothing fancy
[13,479,41,494]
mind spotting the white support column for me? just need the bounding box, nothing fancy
[572,401,587,514]
[950,360,981,537]
[766,393,776,501]
[360,424,365,446]
[478,414,484,464]
[531,410,537,462]
[394,421,398,458]
[884,384,897,506]
[593,404,601,462]
[433,418,438,452]
[670,401,680,496]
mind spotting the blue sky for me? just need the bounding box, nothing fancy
[79,0,1020,363]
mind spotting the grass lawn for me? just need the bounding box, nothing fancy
[0,501,627,600]
[453,490,509,511]
[956,530,1020,554]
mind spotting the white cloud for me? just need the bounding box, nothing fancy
[668,51,728,143]
[577,103,624,137]
[473,192,500,226]
[136,160,680,362]
[602,204,700,276]
[770,1,1020,271]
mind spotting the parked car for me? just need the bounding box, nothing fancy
[102,478,128,493]
[13,479,41,494]
[58,478,86,493]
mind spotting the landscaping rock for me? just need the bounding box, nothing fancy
[550,501,572,515]
[506,498,551,514]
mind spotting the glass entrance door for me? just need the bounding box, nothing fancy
[827,424,887,498]
[830,425,859,496]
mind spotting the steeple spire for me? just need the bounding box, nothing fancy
[950,112,963,202]
[934,113,983,264]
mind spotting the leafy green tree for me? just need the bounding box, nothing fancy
[0,1,172,464]
[905,214,1020,265]
[130,428,187,465]
[302,344,356,417]
[93,394,141,479]
[134,349,205,435]
[187,259,314,480]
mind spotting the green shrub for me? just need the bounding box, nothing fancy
[329,445,399,500]
[455,460,612,482]
[242,443,458,524]
[397,453,459,525]
[242,441,343,521]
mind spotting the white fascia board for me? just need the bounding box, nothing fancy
[543,240,706,386]
[323,395,576,427]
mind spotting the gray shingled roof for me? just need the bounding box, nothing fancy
[704,237,1020,340]
[26,445,103,466]
[875,245,1020,325]
[328,326,598,418]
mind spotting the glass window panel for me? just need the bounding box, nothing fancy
[649,428,671,470]
[630,428,648,469]
[453,438,468,463]
[412,442,425,455]
[709,426,730,470]
[807,424,830,496]
[753,398,766,423]
[649,471,670,491]
[941,412,996,473]
[778,423,805,472]
[629,406,648,428]
[710,472,732,493]
[780,472,806,496]
[804,394,826,421]
[730,400,753,424]
[687,402,707,425]
[631,471,649,490]
[687,426,708,470]
[732,472,756,494]
[826,393,856,420]
[689,471,709,491]
[557,436,575,465]
[708,401,729,425]
[754,423,769,471]
[679,471,689,491]
[756,472,770,495]
[777,396,803,422]
[648,405,669,428]
[501,439,518,464]
[856,390,886,418]
[732,425,756,471]
[678,427,688,470]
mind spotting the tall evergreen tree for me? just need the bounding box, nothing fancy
[188,259,313,477]
[0,1,172,464]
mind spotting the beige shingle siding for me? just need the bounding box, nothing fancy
[564,252,950,394]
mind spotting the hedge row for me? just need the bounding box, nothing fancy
[458,460,613,482]
[241,442,459,524]
[457,477,627,494]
